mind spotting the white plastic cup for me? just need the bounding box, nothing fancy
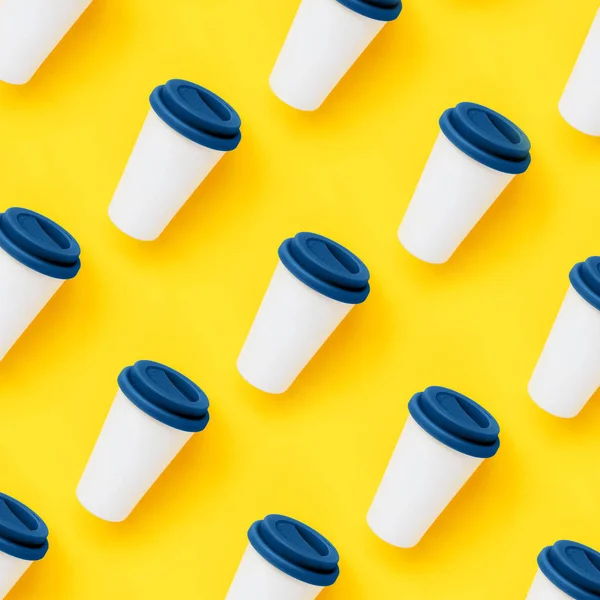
[527,541,600,600]
[0,493,49,599]
[559,8,600,136]
[398,102,531,264]
[226,545,324,600]
[237,232,370,394]
[0,554,33,599]
[0,0,93,85]
[226,515,339,600]
[367,386,500,547]
[529,258,600,418]
[270,0,401,111]
[526,570,573,600]
[109,79,242,241]
[77,360,210,522]
[0,208,81,362]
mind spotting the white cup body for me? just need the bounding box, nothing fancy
[529,285,600,418]
[0,246,64,362]
[0,551,32,600]
[559,8,600,135]
[0,0,93,84]
[367,414,484,548]
[525,569,573,600]
[398,132,515,264]
[108,108,226,241]
[76,390,194,522]
[270,0,386,111]
[237,261,354,394]
[226,544,324,600]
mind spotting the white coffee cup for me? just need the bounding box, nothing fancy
[0,492,49,599]
[226,515,340,600]
[0,0,93,85]
[559,8,600,136]
[270,0,402,110]
[367,386,500,548]
[237,232,370,394]
[526,541,600,600]
[77,360,210,522]
[529,257,600,418]
[398,102,532,264]
[109,79,242,241]
[0,207,81,363]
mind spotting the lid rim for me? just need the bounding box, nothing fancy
[0,536,48,562]
[118,364,210,433]
[334,0,402,21]
[408,389,500,459]
[440,106,531,174]
[248,518,340,587]
[278,235,370,305]
[0,211,81,280]
[570,259,600,312]
[150,84,241,152]
[538,544,600,600]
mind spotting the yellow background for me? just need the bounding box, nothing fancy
[0,0,599,597]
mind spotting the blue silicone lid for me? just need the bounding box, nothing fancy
[0,493,49,561]
[335,0,401,21]
[118,360,210,433]
[538,541,600,600]
[0,208,81,279]
[408,386,500,458]
[248,515,340,587]
[570,257,600,312]
[150,79,241,152]
[440,102,531,174]
[278,232,370,304]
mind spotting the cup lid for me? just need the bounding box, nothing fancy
[335,0,401,21]
[0,493,49,561]
[440,102,531,174]
[278,232,370,304]
[570,257,600,312]
[118,360,210,432]
[248,515,340,587]
[408,386,500,458]
[150,79,242,151]
[0,208,81,279]
[538,541,600,600]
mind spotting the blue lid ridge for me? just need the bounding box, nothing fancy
[0,493,49,561]
[118,360,210,432]
[150,79,241,152]
[439,102,531,174]
[539,541,600,600]
[248,515,340,587]
[278,232,370,304]
[334,0,401,21]
[570,258,600,312]
[0,208,81,279]
[408,386,500,458]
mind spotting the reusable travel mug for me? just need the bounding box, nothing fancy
[398,102,532,264]
[559,9,600,135]
[270,0,402,110]
[109,79,242,241]
[0,0,93,84]
[237,232,370,394]
[529,257,600,418]
[367,386,500,548]
[0,492,49,599]
[526,540,600,600]
[0,207,81,363]
[226,514,340,600]
[77,360,210,522]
